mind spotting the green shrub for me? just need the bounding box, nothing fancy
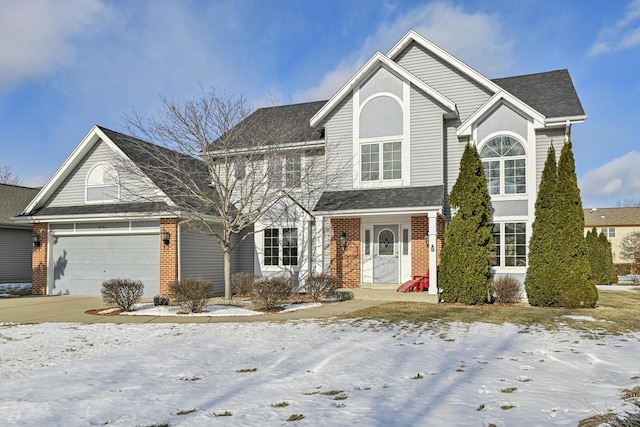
[586,228,618,285]
[251,277,293,310]
[439,143,493,305]
[101,279,144,311]
[232,272,254,296]
[304,273,340,301]
[491,276,521,304]
[168,278,211,313]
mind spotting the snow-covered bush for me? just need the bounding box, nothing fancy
[232,272,254,296]
[251,277,293,310]
[490,276,520,304]
[101,279,144,311]
[304,273,340,301]
[169,278,211,313]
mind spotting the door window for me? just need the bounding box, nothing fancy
[378,229,395,256]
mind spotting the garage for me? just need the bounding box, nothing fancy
[51,233,160,296]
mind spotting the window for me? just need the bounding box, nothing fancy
[269,155,301,189]
[361,141,401,182]
[364,229,371,255]
[264,229,279,266]
[282,228,298,266]
[480,136,526,196]
[402,228,409,255]
[601,227,615,238]
[86,163,119,203]
[263,228,298,266]
[378,229,395,256]
[234,158,246,179]
[490,222,526,267]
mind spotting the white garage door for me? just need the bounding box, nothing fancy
[51,234,160,296]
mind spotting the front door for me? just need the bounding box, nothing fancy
[373,225,399,283]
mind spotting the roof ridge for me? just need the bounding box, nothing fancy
[0,183,40,190]
[492,69,568,81]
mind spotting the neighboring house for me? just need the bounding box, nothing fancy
[16,29,586,296]
[238,30,585,294]
[14,126,252,296]
[584,207,640,267]
[0,184,40,283]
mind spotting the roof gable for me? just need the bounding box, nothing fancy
[310,52,456,128]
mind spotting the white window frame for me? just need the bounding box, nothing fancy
[85,162,120,204]
[262,227,299,267]
[490,221,528,269]
[479,134,527,199]
[268,154,303,190]
[601,227,615,238]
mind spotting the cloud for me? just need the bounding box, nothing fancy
[579,151,640,206]
[0,0,106,91]
[295,1,513,102]
[588,0,640,56]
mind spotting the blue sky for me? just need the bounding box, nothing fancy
[1,0,639,208]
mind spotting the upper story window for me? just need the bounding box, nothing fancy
[86,163,119,203]
[361,141,401,181]
[268,154,301,189]
[234,157,246,179]
[480,136,526,196]
[601,227,615,238]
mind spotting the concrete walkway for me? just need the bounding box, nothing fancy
[0,295,386,324]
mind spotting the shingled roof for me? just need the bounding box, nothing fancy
[0,184,39,224]
[492,69,585,118]
[583,207,640,227]
[314,185,444,212]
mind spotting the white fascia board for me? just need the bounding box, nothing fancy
[12,212,180,224]
[544,115,587,127]
[387,29,502,94]
[310,52,456,128]
[313,206,443,217]
[457,91,546,137]
[204,139,325,158]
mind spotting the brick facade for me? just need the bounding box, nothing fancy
[159,218,178,295]
[410,215,446,278]
[31,223,48,295]
[330,218,361,288]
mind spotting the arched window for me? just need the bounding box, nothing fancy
[480,136,526,195]
[86,163,119,203]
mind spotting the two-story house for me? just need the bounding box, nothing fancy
[16,30,585,297]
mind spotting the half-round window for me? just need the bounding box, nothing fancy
[359,95,403,139]
[86,163,119,203]
[480,136,526,195]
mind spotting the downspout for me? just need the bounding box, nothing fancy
[177,220,182,281]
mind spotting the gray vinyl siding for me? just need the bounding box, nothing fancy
[535,128,565,189]
[179,226,224,294]
[0,227,32,283]
[45,140,164,208]
[324,94,354,190]
[395,42,493,121]
[477,103,528,143]
[444,119,466,196]
[410,84,444,186]
[232,226,254,275]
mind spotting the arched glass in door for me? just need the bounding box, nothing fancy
[378,229,395,256]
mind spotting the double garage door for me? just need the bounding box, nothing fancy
[51,234,160,296]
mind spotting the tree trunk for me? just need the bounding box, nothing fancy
[224,246,232,301]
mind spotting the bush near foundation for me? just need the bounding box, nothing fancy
[251,277,293,310]
[101,279,144,311]
[304,273,340,301]
[232,272,255,296]
[169,278,212,313]
[490,276,521,304]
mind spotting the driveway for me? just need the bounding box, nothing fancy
[0,295,383,324]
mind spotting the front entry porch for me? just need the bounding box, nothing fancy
[336,285,438,303]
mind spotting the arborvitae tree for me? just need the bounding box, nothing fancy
[525,146,561,306]
[598,231,618,284]
[439,143,493,304]
[555,141,598,307]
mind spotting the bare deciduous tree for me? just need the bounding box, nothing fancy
[620,231,640,273]
[117,88,333,300]
[0,165,22,185]
[616,199,640,208]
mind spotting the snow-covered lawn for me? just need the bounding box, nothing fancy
[1,320,639,426]
[111,301,322,317]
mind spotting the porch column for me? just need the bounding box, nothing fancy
[428,212,438,295]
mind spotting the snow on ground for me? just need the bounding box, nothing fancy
[1,320,639,426]
[114,302,322,317]
[597,284,640,292]
[0,283,31,297]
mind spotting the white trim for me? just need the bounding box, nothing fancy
[478,131,529,200]
[315,206,442,217]
[13,212,180,223]
[84,162,121,204]
[51,229,159,237]
[545,115,587,127]
[205,139,325,158]
[457,91,545,137]
[387,29,502,94]
[310,52,456,128]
